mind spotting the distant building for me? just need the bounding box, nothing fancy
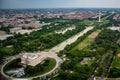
[113,14,120,21]
[0,34,13,40]
[108,27,120,31]
[0,31,6,35]
[55,25,75,34]
[10,27,22,33]
[21,53,47,67]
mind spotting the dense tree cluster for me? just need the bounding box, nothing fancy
[108,68,120,78]
[55,29,120,80]
[0,19,85,64]
[91,29,120,54]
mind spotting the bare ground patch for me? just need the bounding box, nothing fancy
[88,30,101,39]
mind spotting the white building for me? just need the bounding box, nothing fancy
[10,27,22,33]
[21,53,47,67]
[108,27,120,31]
[98,12,102,22]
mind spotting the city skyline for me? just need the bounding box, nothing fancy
[0,0,120,9]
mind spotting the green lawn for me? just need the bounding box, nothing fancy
[117,48,120,53]
[71,30,101,52]
[24,58,56,77]
[44,58,57,73]
[81,20,94,26]
[111,48,120,68]
[73,38,94,51]
[54,20,70,23]
[112,56,120,68]
[74,59,96,74]
[102,14,113,21]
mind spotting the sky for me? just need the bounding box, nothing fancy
[0,0,120,9]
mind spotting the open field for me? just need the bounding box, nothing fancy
[88,30,100,38]
[107,49,120,78]
[110,48,120,68]
[81,20,94,26]
[112,56,120,68]
[54,19,71,23]
[102,14,113,21]
[71,30,101,51]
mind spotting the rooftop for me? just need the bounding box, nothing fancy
[22,53,38,60]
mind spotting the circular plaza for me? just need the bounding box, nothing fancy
[1,51,62,80]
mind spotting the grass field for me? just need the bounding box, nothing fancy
[71,30,101,51]
[111,48,120,68]
[102,14,113,21]
[112,55,120,68]
[107,55,120,78]
[24,58,56,77]
[81,20,94,26]
[54,19,71,23]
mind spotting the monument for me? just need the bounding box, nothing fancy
[98,11,102,22]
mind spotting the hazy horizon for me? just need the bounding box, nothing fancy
[0,0,120,9]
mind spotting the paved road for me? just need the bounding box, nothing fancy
[0,55,20,80]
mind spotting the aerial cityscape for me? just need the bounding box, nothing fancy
[0,0,120,80]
